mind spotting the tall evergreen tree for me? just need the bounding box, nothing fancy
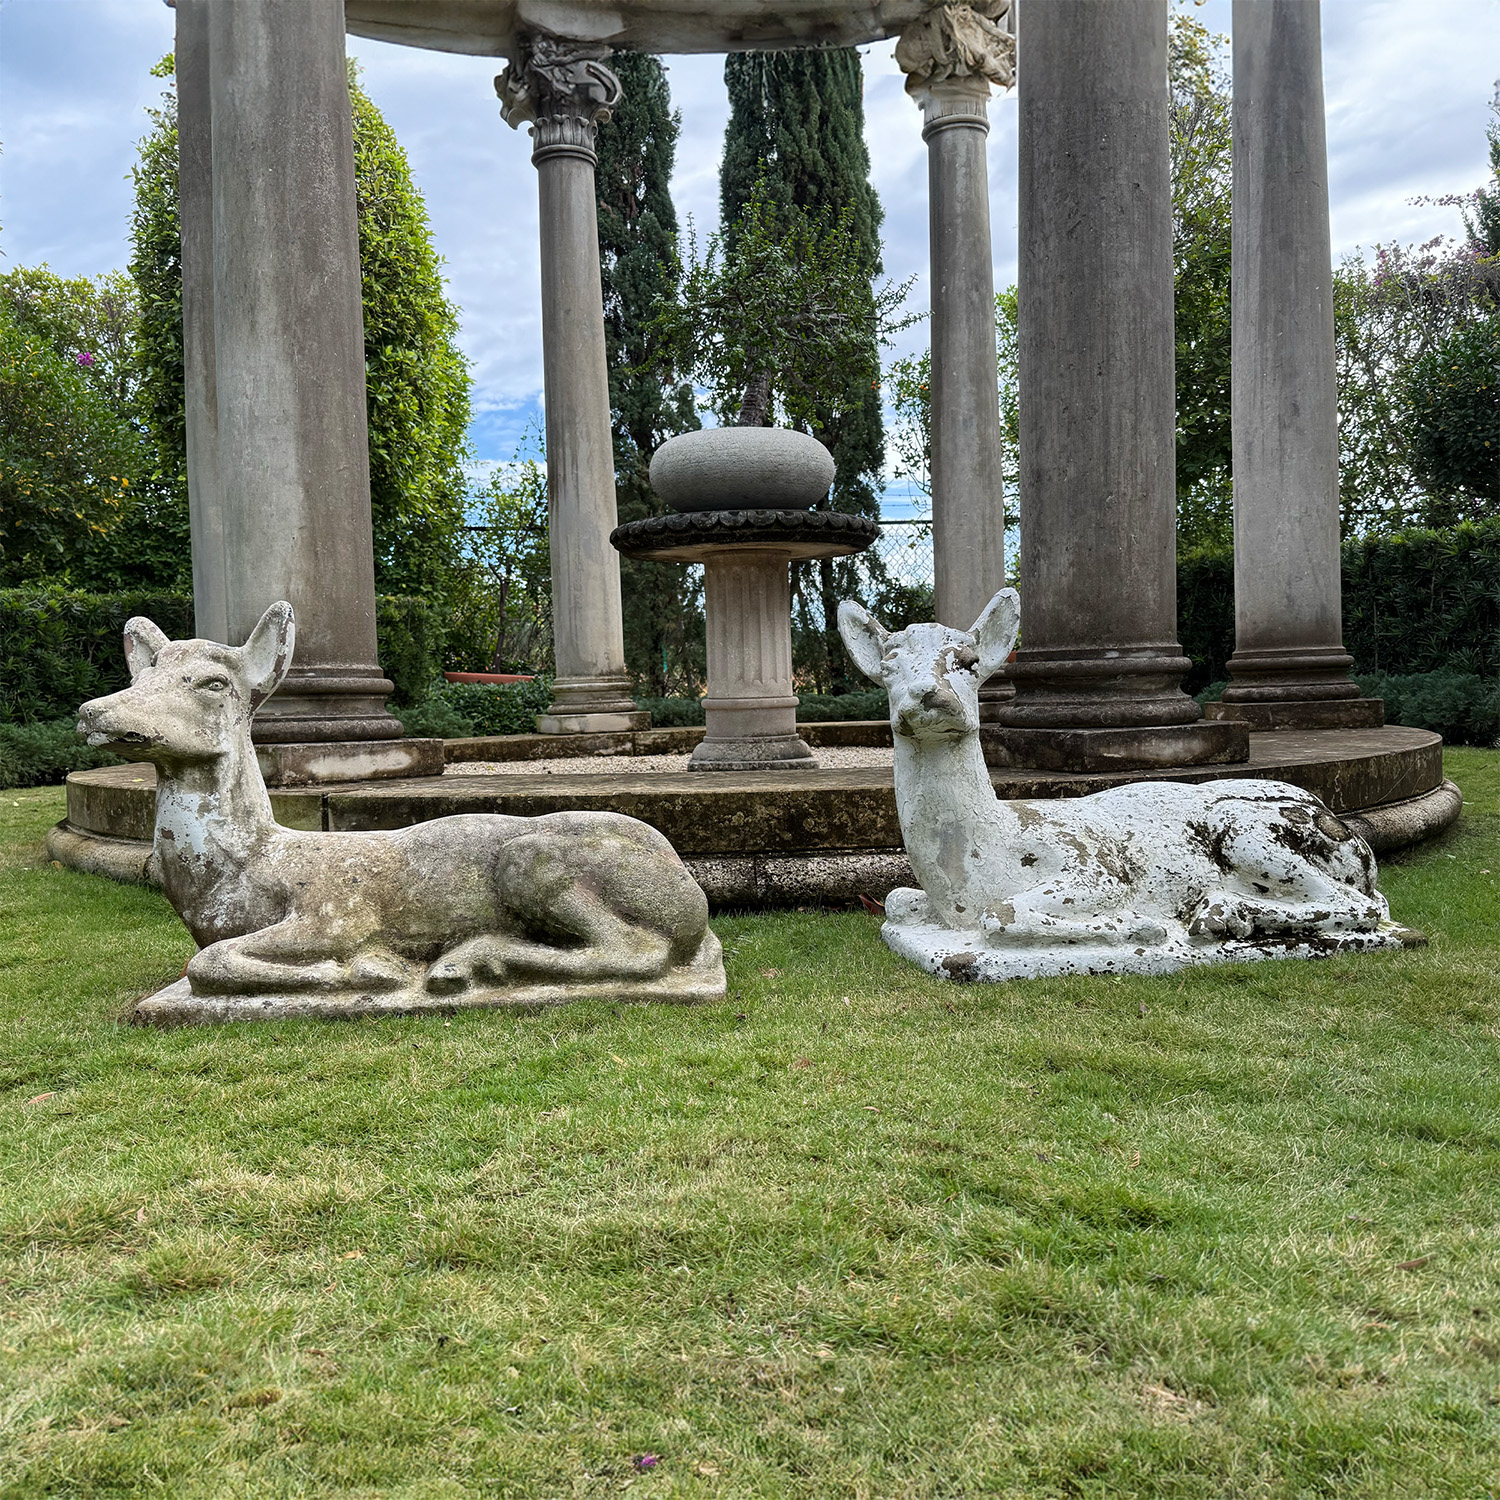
[721,48,886,689]
[595,51,702,695]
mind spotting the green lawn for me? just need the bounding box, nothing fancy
[2,753,1499,1498]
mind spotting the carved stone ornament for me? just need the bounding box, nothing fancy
[895,1,1015,95]
[77,603,725,1022]
[838,588,1422,982]
[495,35,623,135]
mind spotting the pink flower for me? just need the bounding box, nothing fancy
[76,351,96,367]
[633,1454,660,1471]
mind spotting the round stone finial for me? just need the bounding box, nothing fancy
[649,426,836,512]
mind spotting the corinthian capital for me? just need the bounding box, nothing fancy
[495,35,623,149]
[895,1,1015,97]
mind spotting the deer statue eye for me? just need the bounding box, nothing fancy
[195,677,230,693]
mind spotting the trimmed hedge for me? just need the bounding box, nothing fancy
[1179,520,1500,693]
[0,717,124,790]
[0,588,442,724]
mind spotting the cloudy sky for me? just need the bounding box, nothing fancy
[2,0,1496,471]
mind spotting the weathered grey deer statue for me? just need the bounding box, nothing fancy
[838,589,1415,981]
[77,603,724,1022]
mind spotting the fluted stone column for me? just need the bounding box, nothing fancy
[1206,0,1381,730]
[498,41,645,735]
[174,0,226,648]
[896,0,1015,716]
[987,0,1246,773]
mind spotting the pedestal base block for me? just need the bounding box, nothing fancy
[982,720,1250,773]
[537,711,651,736]
[689,733,818,773]
[255,738,444,788]
[883,918,1422,985]
[1206,698,1385,731]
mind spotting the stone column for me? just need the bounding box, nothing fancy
[498,41,646,735]
[174,0,226,647]
[987,0,1246,773]
[205,0,403,752]
[896,1,1016,717]
[1206,0,1381,730]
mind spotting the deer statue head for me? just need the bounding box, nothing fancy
[77,602,295,766]
[839,588,1020,742]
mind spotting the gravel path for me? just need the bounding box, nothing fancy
[445,745,895,776]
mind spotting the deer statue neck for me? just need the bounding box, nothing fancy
[152,723,277,881]
[891,721,1013,922]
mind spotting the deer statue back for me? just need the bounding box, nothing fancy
[77,603,724,1022]
[837,589,1418,981]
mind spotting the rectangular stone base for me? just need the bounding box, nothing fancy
[1205,697,1385,730]
[981,720,1250,773]
[255,738,445,788]
[536,711,652,735]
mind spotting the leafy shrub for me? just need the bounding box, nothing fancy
[0,718,123,790]
[635,695,705,727]
[0,587,440,725]
[1355,671,1500,745]
[430,678,554,738]
[393,694,476,741]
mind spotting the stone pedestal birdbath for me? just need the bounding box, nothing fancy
[611,428,878,771]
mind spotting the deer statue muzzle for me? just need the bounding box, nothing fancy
[837,588,1421,982]
[78,603,725,1023]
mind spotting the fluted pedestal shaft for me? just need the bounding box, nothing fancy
[987,0,1246,773]
[501,45,644,735]
[192,0,400,748]
[1207,0,1381,732]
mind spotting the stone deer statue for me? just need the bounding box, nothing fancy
[837,589,1414,981]
[77,603,724,1022]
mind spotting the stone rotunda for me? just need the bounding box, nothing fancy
[50,0,1461,907]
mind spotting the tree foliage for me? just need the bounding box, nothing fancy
[124,58,472,605]
[596,50,703,695]
[1405,317,1500,520]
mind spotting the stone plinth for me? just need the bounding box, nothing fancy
[612,509,879,771]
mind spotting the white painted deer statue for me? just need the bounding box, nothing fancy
[837,589,1416,981]
[77,603,724,1022]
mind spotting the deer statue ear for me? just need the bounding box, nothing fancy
[837,600,889,684]
[123,616,169,681]
[239,601,296,708]
[970,588,1021,680]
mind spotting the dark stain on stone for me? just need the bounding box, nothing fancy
[1186,819,1235,874]
[942,952,979,982]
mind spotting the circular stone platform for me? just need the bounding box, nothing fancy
[47,727,1462,911]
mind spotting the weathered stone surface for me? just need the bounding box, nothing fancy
[441,720,895,763]
[984,722,1249,773]
[343,1,932,59]
[840,588,1419,982]
[75,603,723,1024]
[1206,698,1385,731]
[255,737,445,787]
[649,427,834,512]
[1343,779,1462,856]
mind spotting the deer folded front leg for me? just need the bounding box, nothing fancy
[187,922,409,997]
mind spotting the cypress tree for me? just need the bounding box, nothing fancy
[721,48,886,689]
[596,51,701,695]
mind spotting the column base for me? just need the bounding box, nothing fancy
[689,733,818,772]
[250,667,404,744]
[537,710,651,735]
[981,720,1250,773]
[977,675,1015,724]
[255,737,445,788]
[1206,697,1385,731]
[541,674,646,735]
